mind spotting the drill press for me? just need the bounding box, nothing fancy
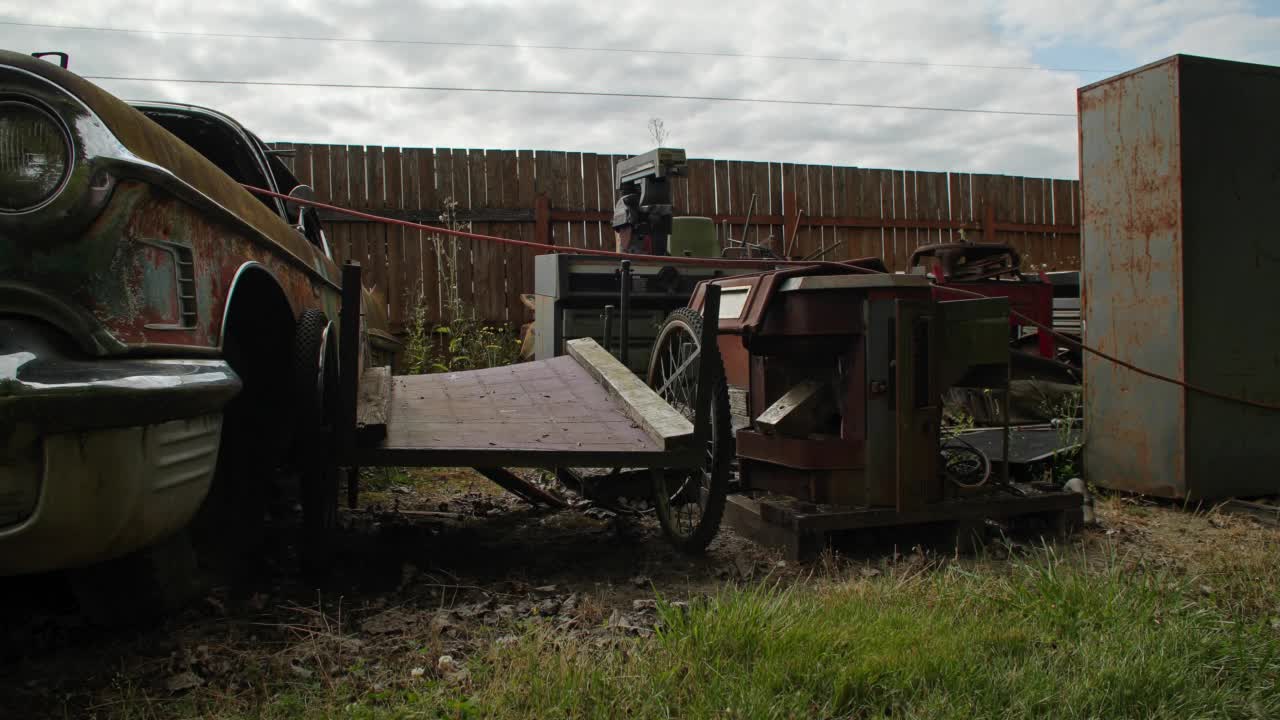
[611,147,687,255]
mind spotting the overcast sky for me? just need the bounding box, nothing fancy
[3,1,1279,179]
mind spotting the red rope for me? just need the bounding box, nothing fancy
[1001,306,1280,411]
[242,183,1280,412]
[242,184,877,272]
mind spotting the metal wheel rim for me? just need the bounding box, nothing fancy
[648,318,714,539]
[941,439,991,488]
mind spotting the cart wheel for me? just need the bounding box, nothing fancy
[293,309,340,576]
[647,308,731,553]
[941,436,991,489]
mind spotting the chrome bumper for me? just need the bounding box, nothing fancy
[0,317,242,433]
[0,317,241,574]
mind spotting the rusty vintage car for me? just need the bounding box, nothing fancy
[0,50,397,614]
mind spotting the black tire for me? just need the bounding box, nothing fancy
[647,308,731,553]
[68,530,198,626]
[292,309,340,577]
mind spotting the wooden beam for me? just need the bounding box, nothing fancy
[755,380,833,436]
[355,365,392,444]
[534,193,552,247]
[473,467,568,508]
[565,337,693,451]
[354,445,696,469]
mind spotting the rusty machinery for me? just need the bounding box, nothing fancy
[611,147,687,256]
[909,242,1061,363]
[643,262,1083,557]
[910,242,1080,437]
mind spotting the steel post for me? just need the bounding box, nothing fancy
[693,283,722,446]
[338,262,362,502]
[619,260,632,367]
[602,304,615,357]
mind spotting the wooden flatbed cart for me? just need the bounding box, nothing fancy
[309,263,731,557]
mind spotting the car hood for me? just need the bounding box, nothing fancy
[0,50,314,266]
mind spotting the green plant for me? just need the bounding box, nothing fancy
[941,402,975,440]
[402,196,521,374]
[1041,389,1082,482]
[403,292,433,374]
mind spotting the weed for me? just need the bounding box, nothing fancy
[941,402,975,439]
[402,196,521,375]
[1041,389,1082,482]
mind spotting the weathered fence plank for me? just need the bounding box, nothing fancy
[274,142,1080,327]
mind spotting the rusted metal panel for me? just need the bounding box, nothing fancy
[1080,54,1280,500]
[0,51,400,368]
[7,179,338,350]
[1080,57,1185,498]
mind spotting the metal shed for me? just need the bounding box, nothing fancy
[1079,54,1280,500]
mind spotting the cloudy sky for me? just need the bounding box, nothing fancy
[3,1,1278,179]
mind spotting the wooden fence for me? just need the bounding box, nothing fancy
[270,143,1081,330]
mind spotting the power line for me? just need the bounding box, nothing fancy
[81,74,1076,118]
[3,19,1122,74]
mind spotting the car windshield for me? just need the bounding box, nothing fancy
[138,107,279,214]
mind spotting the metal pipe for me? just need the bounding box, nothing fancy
[602,304,615,357]
[1001,351,1011,486]
[802,237,848,261]
[740,192,757,244]
[619,260,632,369]
[338,262,363,508]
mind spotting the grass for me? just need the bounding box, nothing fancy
[354,467,503,510]
[473,551,1278,719]
[116,540,1280,720]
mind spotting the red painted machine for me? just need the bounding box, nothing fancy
[649,261,1082,558]
[910,242,1056,360]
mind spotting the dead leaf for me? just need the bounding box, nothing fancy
[165,671,204,692]
[361,608,419,634]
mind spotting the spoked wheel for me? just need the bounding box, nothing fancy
[646,308,730,553]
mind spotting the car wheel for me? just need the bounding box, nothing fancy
[292,309,340,579]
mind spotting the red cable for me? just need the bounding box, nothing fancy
[929,283,1280,412]
[243,184,877,273]
[243,184,1280,412]
[1007,307,1280,411]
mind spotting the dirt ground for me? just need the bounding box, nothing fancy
[1,469,1276,718]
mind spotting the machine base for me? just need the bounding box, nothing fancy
[725,488,1084,561]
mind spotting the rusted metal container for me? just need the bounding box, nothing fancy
[1079,54,1280,500]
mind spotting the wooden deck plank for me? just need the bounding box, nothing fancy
[565,338,694,451]
[376,355,688,466]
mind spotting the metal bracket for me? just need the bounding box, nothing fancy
[337,263,362,463]
[31,51,69,69]
[691,283,722,447]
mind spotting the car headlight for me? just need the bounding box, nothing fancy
[0,99,72,214]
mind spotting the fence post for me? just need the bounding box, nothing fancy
[535,193,552,247]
